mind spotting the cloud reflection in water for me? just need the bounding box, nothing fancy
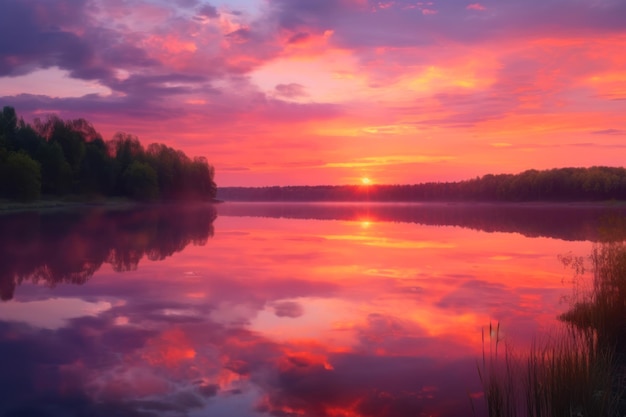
[0,203,611,416]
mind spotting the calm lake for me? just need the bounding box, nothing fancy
[1,202,624,417]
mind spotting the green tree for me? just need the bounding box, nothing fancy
[0,106,17,136]
[12,122,44,157]
[109,133,146,195]
[0,151,41,201]
[36,141,72,194]
[1,105,219,202]
[0,106,18,151]
[146,143,184,198]
[34,116,86,174]
[109,133,145,169]
[79,137,115,196]
[122,161,159,201]
[185,157,217,200]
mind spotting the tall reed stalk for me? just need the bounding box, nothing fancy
[477,219,626,416]
[476,324,618,417]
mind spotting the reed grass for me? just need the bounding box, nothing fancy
[476,324,618,417]
[561,237,626,356]
[476,220,626,416]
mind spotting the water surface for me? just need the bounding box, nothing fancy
[1,202,622,416]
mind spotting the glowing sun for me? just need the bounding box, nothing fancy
[361,177,372,185]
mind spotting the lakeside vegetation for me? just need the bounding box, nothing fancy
[219,167,626,202]
[0,106,216,202]
[477,324,618,417]
[476,223,626,416]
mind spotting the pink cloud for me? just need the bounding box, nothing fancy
[466,3,487,11]
[2,0,626,186]
[274,83,308,98]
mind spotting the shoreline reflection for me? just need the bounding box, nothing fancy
[217,202,626,241]
[0,203,607,416]
[0,205,217,301]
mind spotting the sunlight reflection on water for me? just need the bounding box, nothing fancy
[1,203,623,416]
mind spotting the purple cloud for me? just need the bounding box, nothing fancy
[0,0,95,77]
[287,31,311,44]
[592,129,626,136]
[271,301,304,318]
[268,0,626,49]
[274,83,308,98]
[196,3,219,19]
[0,0,295,124]
[1,0,624,171]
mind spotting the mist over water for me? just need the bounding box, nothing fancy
[1,202,623,416]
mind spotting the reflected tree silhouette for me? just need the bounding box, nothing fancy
[0,205,217,300]
[217,203,626,242]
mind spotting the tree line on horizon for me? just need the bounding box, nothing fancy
[219,166,626,202]
[0,106,216,202]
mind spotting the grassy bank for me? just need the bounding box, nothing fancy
[476,324,619,417]
[0,196,222,214]
[0,196,139,213]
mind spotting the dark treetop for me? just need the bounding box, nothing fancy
[0,106,216,202]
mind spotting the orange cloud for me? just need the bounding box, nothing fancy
[143,328,197,368]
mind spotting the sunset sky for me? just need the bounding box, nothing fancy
[1,0,625,186]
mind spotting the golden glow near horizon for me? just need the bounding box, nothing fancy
[361,177,372,185]
[3,1,626,186]
[1,205,602,416]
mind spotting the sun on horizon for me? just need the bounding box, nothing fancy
[361,177,372,185]
[1,0,625,187]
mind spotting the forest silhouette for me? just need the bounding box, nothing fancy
[0,106,216,201]
[0,205,217,301]
[5,105,626,204]
[219,166,626,202]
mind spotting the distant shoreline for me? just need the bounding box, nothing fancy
[218,168,626,203]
